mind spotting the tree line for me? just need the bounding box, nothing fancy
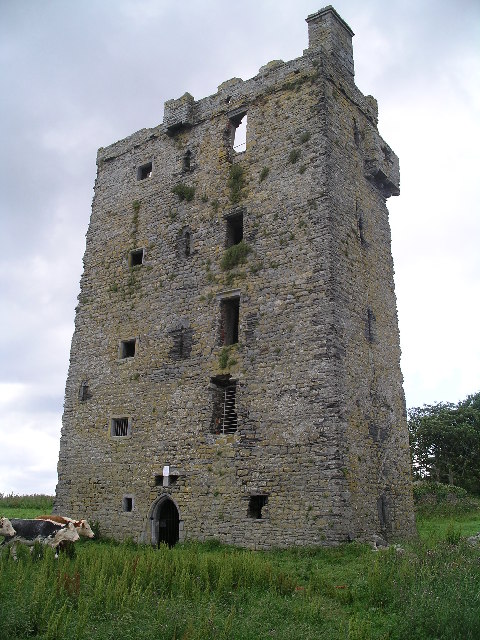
[408,391,480,494]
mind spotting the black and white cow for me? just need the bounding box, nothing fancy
[1,517,80,558]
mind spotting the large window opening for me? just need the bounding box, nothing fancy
[210,375,238,434]
[248,495,268,519]
[225,212,243,247]
[220,297,239,346]
[229,111,247,153]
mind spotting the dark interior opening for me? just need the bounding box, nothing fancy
[184,231,191,256]
[248,495,268,519]
[220,297,239,345]
[225,212,243,247]
[137,162,152,180]
[130,248,144,266]
[157,499,180,547]
[121,339,136,358]
[123,496,133,512]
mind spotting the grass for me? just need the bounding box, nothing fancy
[1,491,480,639]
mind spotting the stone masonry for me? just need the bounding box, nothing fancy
[55,6,416,548]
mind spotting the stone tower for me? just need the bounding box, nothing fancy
[55,6,415,547]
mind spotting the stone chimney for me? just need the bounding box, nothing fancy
[306,6,354,78]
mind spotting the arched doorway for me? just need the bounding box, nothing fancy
[150,497,180,547]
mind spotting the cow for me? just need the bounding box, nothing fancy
[2,519,80,559]
[35,514,95,539]
[0,516,16,538]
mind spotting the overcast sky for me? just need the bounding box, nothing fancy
[1,0,479,496]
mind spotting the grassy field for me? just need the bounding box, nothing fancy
[1,492,480,640]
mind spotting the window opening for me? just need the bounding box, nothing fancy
[220,297,239,345]
[357,211,366,245]
[129,248,144,266]
[79,380,90,402]
[184,231,191,256]
[210,376,238,434]
[248,495,268,519]
[229,111,247,153]
[225,212,243,247]
[111,417,131,437]
[120,339,136,359]
[367,307,375,343]
[123,496,133,512]
[377,494,388,530]
[137,161,152,180]
[183,150,192,172]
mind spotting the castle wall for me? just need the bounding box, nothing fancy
[55,6,415,547]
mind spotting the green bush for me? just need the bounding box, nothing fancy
[288,149,300,164]
[259,167,270,182]
[220,241,251,271]
[172,183,195,202]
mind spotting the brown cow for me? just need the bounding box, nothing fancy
[36,515,94,538]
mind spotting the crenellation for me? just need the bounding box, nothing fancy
[55,6,415,548]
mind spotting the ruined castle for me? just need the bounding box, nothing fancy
[55,6,415,547]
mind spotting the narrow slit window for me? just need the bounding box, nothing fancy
[79,380,90,402]
[248,495,268,519]
[120,339,136,359]
[111,417,131,437]
[183,150,192,172]
[225,212,243,247]
[137,161,152,180]
[210,376,238,434]
[129,248,144,266]
[184,231,191,256]
[377,494,388,530]
[123,496,134,512]
[220,297,239,346]
[367,307,375,343]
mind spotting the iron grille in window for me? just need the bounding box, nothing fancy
[111,417,130,437]
[211,378,238,434]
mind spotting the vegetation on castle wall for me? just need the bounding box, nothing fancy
[228,164,246,203]
[220,241,251,271]
[172,183,195,202]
